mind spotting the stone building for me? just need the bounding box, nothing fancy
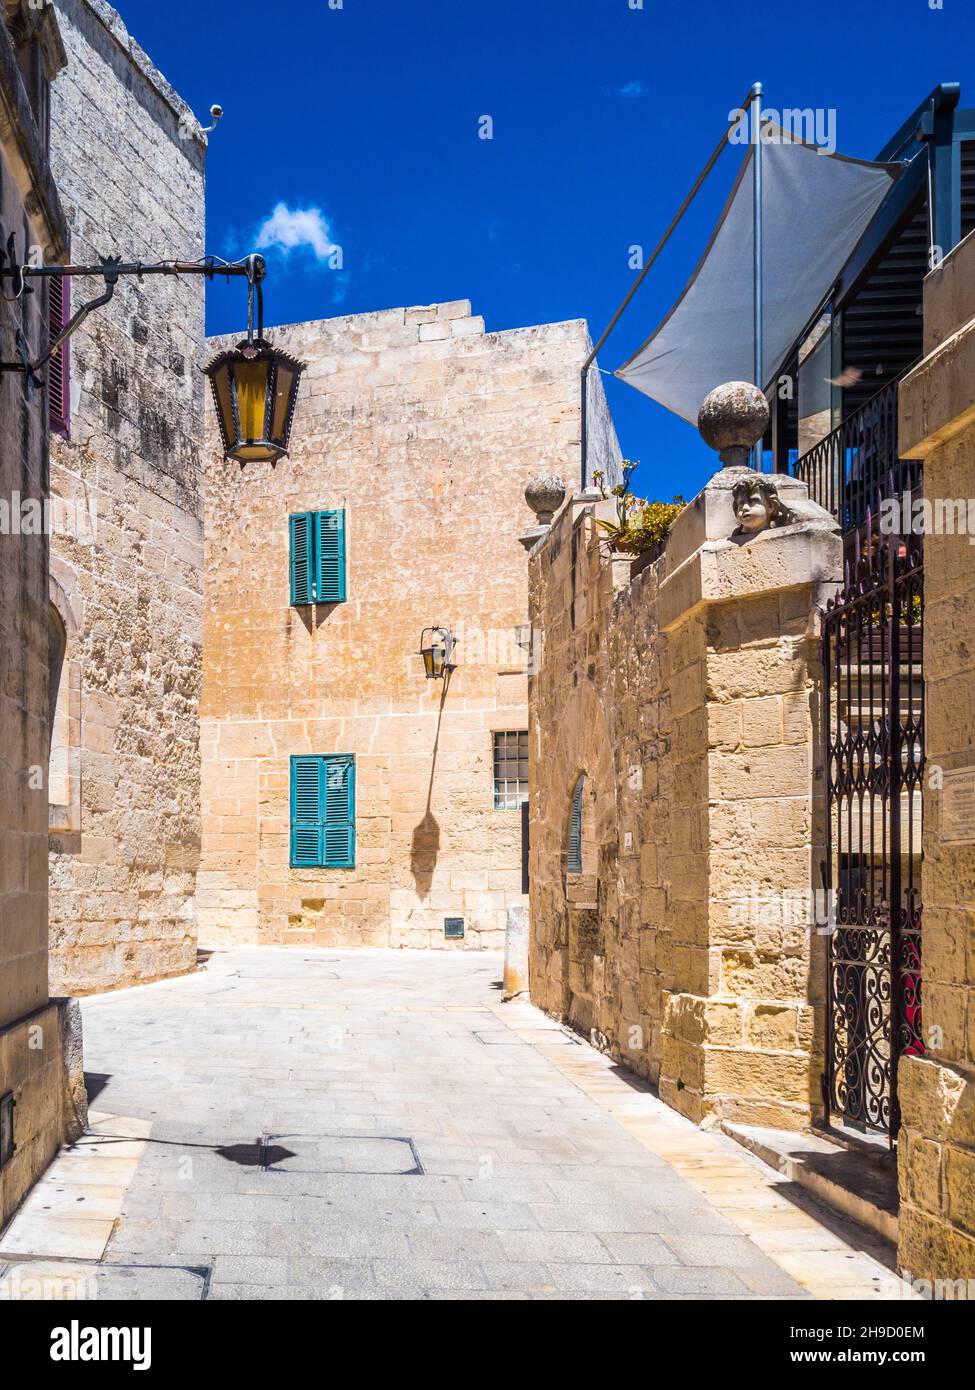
[199,306,620,949]
[897,228,975,1280]
[45,0,207,994]
[525,440,842,1129]
[0,0,84,1233]
[517,88,975,1284]
[523,237,975,1282]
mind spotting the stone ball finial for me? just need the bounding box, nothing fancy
[698,382,770,468]
[525,475,566,525]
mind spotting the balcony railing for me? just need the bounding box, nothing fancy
[790,375,919,535]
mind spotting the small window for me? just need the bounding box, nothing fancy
[289,510,346,605]
[48,274,70,438]
[290,754,355,868]
[566,775,584,874]
[493,731,528,810]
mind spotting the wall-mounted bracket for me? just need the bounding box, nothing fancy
[0,222,265,397]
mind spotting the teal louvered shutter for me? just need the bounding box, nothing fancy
[323,755,355,867]
[291,755,323,866]
[567,776,584,873]
[315,509,346,603]
[290,512,314,606]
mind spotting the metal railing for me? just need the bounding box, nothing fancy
[791,375,918,534]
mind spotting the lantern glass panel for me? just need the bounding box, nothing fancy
[271,366,295,443]
[213,364,236,445]
[234,360,269,441]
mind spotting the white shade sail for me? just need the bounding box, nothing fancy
[616,127,903,424]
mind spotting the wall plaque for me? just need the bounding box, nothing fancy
[941,767,975,844]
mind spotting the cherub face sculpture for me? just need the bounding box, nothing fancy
[731,476,792,534]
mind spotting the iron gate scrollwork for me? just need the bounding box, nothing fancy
[821,519,924,1140]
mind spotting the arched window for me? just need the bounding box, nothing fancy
[48,603,69,809]
[47,582,81,836]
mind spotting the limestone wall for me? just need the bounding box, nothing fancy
[897,229,975,1280]
[200,304,619,949]
[45,0,206,993]
[527,472,841,1129]
[0,45,56,1039]
[0,1,79,1230]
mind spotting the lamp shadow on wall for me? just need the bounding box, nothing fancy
[410,676,451,901]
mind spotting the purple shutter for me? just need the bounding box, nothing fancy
[48,274,70,438]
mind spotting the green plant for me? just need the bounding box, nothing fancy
[592,463,685,556]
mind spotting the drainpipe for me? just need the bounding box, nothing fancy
[919,83,961,262]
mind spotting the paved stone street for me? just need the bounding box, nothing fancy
[0,948,913,1301]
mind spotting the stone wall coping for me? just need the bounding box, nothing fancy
[900,300,975,460]
[207,309,591,352]
[81,0,206,147]
[657,523,843,632]
[922,227,975,355]
[529,465,842,622]
[0,17,69,256]
[663,467,828,564]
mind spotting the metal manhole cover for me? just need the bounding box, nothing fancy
[263,1134,424,1176]
[0,1260,210,1301]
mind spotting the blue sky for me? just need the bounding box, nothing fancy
[124,0,973,499]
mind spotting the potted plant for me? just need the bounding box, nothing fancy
[592,463,685,570]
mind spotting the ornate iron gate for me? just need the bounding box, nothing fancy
[821,522,924,1140]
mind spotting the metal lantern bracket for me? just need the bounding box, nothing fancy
[0,230,266,397]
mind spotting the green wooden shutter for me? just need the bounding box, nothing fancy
[290,512,314,606]
[323,754,355,867]
[567,775,584,873]
[291,755,323,866]
[315,509,346,603]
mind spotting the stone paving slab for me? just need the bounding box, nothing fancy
[0,947,918,1300]
[496,996,918,1302]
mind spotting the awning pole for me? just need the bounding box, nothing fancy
[752,80,764,389]
[579,83,757,486]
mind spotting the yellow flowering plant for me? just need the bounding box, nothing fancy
[592,463,685,556]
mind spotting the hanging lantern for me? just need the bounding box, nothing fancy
[202,253,305,466]
[419,626,456,680]
[203,337,305,465]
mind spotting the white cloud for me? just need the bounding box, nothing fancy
[617,80,645,98]
[255,202,337,261]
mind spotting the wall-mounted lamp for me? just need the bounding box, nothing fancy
[202,252,306,466]
[0,239,305,466]
[419,626,457,680]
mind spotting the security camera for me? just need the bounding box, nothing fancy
[200,104,224,134]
